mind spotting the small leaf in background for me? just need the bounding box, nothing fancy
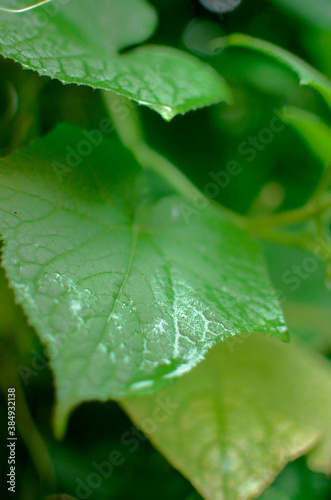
[0,124,287,436]
[220,34,331,109]
[123,335,331,500]
[0,0,231,119]
[281,107,331,167]
[267,0,331,31]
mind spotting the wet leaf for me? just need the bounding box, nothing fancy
[0,125,287,435]
[0,0,230,119]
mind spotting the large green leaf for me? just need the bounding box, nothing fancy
[0,0,230,120]
[123,335,331,500]
[0,125,287,435]
[220,34,331,109]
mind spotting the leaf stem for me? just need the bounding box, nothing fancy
[243,197,331,233]
[256,230,317,252]
[103,90,331,246]
[102,91,203,201]
[103,91,246,228]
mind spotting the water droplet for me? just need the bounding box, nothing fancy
[71,300,82,313]
[96,342,108,354]
[130,380,154,391]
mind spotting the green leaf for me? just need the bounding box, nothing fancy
[281,107,331,167]
[0,125,287,435]
[0,0,231,120]
[280,107,331,204]
[220,34,331,109]
[123,334,331,500]
[267,0,331,31]
[0,0,157,53]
